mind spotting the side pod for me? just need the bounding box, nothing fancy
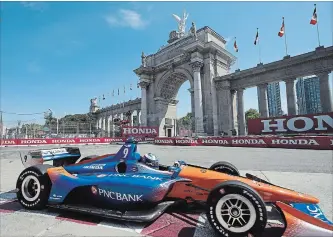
[276,202,333,237]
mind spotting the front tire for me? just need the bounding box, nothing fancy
[206,181,267,237]
[209,161,240,176]
[16,165,52,210]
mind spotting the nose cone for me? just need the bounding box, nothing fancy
[260,184,320,204]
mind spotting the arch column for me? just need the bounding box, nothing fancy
[211,81,219,136]
[317,72,333,112]
[190,61,205,135]
[139,81,149,126]
[216,80,233,136]
[107,115,112,137]
[236,88,246,135]
[284,78,297,115]
[257,83,269,118]
[188,88,195,132]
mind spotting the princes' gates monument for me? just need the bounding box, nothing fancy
[91,12,333,137]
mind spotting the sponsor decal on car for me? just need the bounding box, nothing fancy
[41,148,68,156]
[97,173,163,181]
[96,188,143,202]
[83,164,106,170]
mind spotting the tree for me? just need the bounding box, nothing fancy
[177,112,192,127]
[245,108,260,122]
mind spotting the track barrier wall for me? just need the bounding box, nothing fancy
[1,136,332,150]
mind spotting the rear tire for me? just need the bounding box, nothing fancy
[16,165,53,210]
[206,181,267,237]
[209,161,240,176]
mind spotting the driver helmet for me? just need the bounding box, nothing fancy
[141,153,159,169]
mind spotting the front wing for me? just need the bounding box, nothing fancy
[277,202,333,237]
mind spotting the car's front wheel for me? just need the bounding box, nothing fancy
[206,181,267,237]
[16,165,52,210]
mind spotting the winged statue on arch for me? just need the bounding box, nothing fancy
[172,10,189,35]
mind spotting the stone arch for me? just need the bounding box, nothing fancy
[155,67,194,100]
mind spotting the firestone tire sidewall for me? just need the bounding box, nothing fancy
[206,185,267,237]
[210,162,240,176]
[16,168,51,210]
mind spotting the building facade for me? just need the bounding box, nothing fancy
[267,82,283,117]
[296,75,322,115]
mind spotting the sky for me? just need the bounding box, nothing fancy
[1,1,332,128]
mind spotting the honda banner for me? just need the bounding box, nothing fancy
[247,112,333,135]
[121,126,159,138]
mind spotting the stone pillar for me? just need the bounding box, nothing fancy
[191,61,205,135]
[102,117,106,136]
[284,78,297,115]
[317,72,333,112]
[188,88,195,132]
[231,90,238,133]
[139,82,149,126]
[257,83,268,118]
[216,80,233,136]
[237,88,246,136]
[211,81,219,136]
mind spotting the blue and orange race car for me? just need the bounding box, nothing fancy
[16,137,333,237]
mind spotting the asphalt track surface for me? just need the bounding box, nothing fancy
[1,144,332,237]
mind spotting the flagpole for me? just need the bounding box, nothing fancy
[257,28,262,64]
[234,37,239,70]
[283,17,288,56]
[315,4,321,47]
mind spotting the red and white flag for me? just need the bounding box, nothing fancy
[278,18,285,37]
[310,4,317,25]
[234,38,238,52]
[254,28,259,45]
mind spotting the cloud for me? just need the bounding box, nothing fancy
[105,9,149,30]
[20,1,48,12]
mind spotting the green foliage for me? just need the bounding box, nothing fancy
[177,112,192,126]
[21,123,43,131]
[245,108,260,122]
[44,113,94,126]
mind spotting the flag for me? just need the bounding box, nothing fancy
[310,4,317,25]
[130,83,133,90]
[254,28,259,45]
[233,38,238,52]
[102,94,105,100]
[278,17,285,37]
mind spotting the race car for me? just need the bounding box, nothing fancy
[16,137,333,237]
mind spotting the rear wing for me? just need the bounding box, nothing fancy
[20,147,81,168]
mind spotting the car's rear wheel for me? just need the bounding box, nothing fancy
[206,181,267,237]
[16,165,53,210]
[209,161,240,176]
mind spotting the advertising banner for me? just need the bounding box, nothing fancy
[121,126,159,138]
[247,112,333,135]
[1,136,332,150]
